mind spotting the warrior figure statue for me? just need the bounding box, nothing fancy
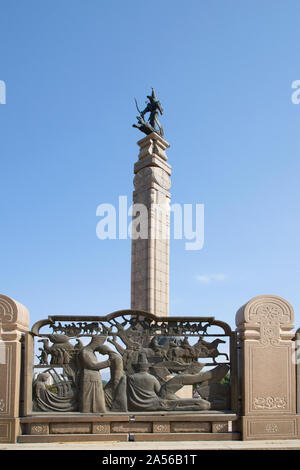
[133,88,164,137]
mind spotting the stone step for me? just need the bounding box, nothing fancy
[18,433,128,443]
[134,432,241,441]
[18,432,241,443]
[20,412,239,422]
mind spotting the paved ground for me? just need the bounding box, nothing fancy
[1,440,300,450]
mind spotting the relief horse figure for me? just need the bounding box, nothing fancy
[193,338,229,363]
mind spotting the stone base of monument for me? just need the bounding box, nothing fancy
[240,415,300,440]
[18,412,241,442]
[0,418,20,443]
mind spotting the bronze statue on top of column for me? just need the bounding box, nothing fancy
[133,88,164,137]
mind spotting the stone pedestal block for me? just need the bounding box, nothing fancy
[131,132,171,317]
[0,294,30,442]
[19,412,240,442]
[236,294,296,440]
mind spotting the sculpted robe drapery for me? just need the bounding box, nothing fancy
[103,351,124,409]
[33,377,77,412]
[126,369,214,412]
[78,348,110,413]
[127,371,166,411]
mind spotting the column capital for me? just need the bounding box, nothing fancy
[0,294,30,334]
[137,132,170,162]
[236,294,294,343]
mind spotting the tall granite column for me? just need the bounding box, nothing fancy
[131,132,171,317]
[0,294,30,443]
[236,294,297,440]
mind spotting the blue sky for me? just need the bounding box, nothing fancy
[0,0,299,330]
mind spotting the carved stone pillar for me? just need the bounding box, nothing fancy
[131,132,171,317]
[0,294,30,443]
[236,294,297,440]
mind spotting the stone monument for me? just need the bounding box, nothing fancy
[1,90,300,444]
[236,294,297,440]
[131,89,171,316]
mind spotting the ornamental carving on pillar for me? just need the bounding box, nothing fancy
[253,396,287,410]
[0,398,6,412]
[0,294,30,332]
[31,425,48,434]
[249,303,291,345]
[236,295,294,346]
[265,423,279,433]
[0,297,15,323]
